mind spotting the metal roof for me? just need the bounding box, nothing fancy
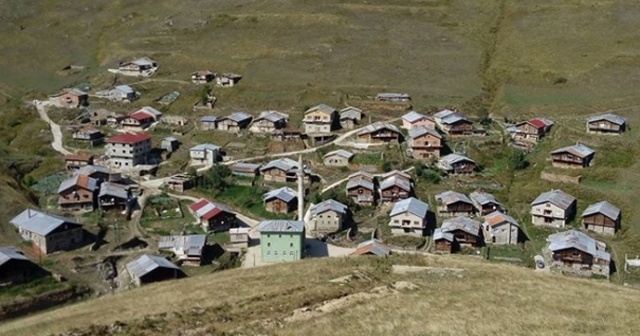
[74,165,110,177]
[106,132,150,144]
[114,85,134,94]
[190,143,221,152]
[305,103,336,115]
[348,171,374,180]
[231,162,261,172]
[163,136,178,142]
[380,170,412,181]
[433,109,456,120]
[10,209,81,237]
[402,111,428,123]
[136,106,162,118]
[469,191,501,207]
[98,182,128,199]
[435,191,472,206]
[0,247,29,267]
[379,175,411,192]
[324,149,354,160]
[550,144,595,158]
[255,111,287,123]
[126,254,180,280]
[547,230,610,261]
[58,174,98,193]
[158,235,206,256]
[531,189,576,210]
[200,116,218,122]
[357,121,401,136]
[376,93,410,100]
[440,113,468,125]
[346,177,375,191]
[224,112,252,123]
[260,158,298,172]
[441,216,481,235]
[581,201,620,220]
[130,57,155,66]
[258,220,305,233]
[483,211,518,228]
[353,239,391,256]
[438,153,475,171]
[263,187,298,203]
[189,199,232,220]
[389,197,428,218]
[310,199,348,216]
[433,228,455,242]
[339,106,362,120]
[408,126,441,139]
[587,113,626,126]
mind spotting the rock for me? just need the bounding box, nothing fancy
[392,281,420,291]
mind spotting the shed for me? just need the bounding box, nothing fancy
[126,254,186,286]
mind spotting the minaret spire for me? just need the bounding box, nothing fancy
[297,154,305,221]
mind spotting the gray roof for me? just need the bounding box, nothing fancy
[348,171,374,180]
[346,177,374,191]
[224,112,252,123]
[115,85,134,94]
[440,113,468,125]
[126,254,180,280]
[402,111,429,123]
[357,121,401,136]
[376,93,410,100]
[258,220,305,233]
[408,126,441,139]
[99,182,128,199]
[531,190,576,210]
[483,211,519,228]
[581,201,620,220]
[381,170,412,181]
[469,191,501,207]
[538,118,554,127]
[339,107,362,120]
[130,57,155,66]
[379,175,411,192]
[0,247,29,267]
[433,228,455,242]
[158,235,206,256]
[441,216,481,235]
[74,165,111,177]
[255,111,287,123]
[435,191,472,206]
[231,162,261,172]
[547,230,610,261]
[10,209,81,236]
[200,116,218,122]
[551,144,595,158]
[263,187,297,203]
[138,106,162,118]
[190,143,221,152]
[438,153,475,171]
[163,136,178,142]
[310,199,348,216]
[355,239,391,256]
[260,158,298,172]
[324,149,354,160]
[433,109,456,120]
[587,113,626,126]
[389,197,428,218]
[57,175,98,193]
[306,104,336,115]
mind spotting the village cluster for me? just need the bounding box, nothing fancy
[1,55,630,288]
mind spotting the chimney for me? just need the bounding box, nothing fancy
[297,154,305,222]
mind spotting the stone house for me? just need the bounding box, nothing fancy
[307,199,348,233]
[356,122,403,144]
[216,73,242,87]
[200,116,218,131]
[108,85,138,102]
[482,211,520,245]
[408,126,442,160]
[64,153,94,171]
[530,189,576,228]
[435,191,474,217]
[229,227,250,249]
[0,247,46,286]
[189,199,237,232]
[469,191,503,216]
[587,113,626,135]
[433,228,458,254]
[10,209,84,255]
[258,220,305,263]
[190,143,222,166]
[57,174,98,211]
[440,216,483,247]
[339,106,363,129]
[376,93,410,102]
[158,235,207,266]
[105,132,152,170]
[346,176,375,206]
[217,112,252,133]
[48,88,88,108]
[437,153,476,174]
[546,230,610,277]
[191,70,214,84]
[263,187,298,214]
[72,127,104,146]
[379,176,412,204]
[166,174,197,193]
[402,111,435,130]
[388,197,429,236]
[303,104,337,134]
[250,111,288,134]
[581,201,620,236]
[323,149,354,167]
[114,57,158,77]
[551,144,595,169]
[351,239,392,256]
[126,254,186,287]
[160,136,180,153]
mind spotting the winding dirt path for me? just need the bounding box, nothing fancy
[33,100,71,155]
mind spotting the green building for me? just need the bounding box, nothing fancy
[258,220,305,263]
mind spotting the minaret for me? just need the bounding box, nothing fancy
[297,154,305,221]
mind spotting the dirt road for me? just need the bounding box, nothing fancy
[34,100,71,155]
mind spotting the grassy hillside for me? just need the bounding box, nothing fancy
[2,255,640,336]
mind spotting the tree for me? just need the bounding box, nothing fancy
[203,164,232,193]
[510,150,528,170]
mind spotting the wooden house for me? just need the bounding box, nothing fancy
[158,235,207,266]
[437,154,476,174]
[587,113,626,135]
[402,111,435,130]
[98,182,130,211]
[260,158,311,183]
[126,255,186,287]
[469,191,503,216]
[263,187,298,214]
[189,199,237,232]
[434,110,474,137]
[433,228,458,254]
[323,149,354,167]
[10,209,84,255]
[339,107,363,130]
[435,191,474,217]
[57,174,98,210]
[190,144,222,166]
[303,104,337,134]
[122,106,162,131]
[346,177,375,206]
[231,162,261,177]
[376,93,410,102]
[250,111,288,134]
[441,216,483,247]
[408,126,442,160]
[379,176,412,204]
[581,201,620,236]
[551,144,595,169]
[546,230,610,277]
[348,171,375,183]
[217,112,252,133]
[64,153,94,171]
[530,189,576,228]
[513,118,548,143]
[356,121,403,144]
[72,127,104,146]
[272,128,302,141]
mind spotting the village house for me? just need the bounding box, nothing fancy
[114,57,158,77]
[303,104,337,134]
[307,199,348,233]
[434,110,474,136]
[551,144,595,169]
[546,230,610,277]
[587,113,626,135]
[388,197,429,236]
[72,127,104,146]
[98,182,130,211]
[530,189,576,228]
[166,174,197,193]
[64,153,94,171]
[106,114,126,127]
[10,209,84,255]
[74,165,119,183]
[339,106,363,130]
[380,170,412,182]
[272,128,302,141]
[250,111,288,134]
[0,247,46,286]
[126,254,186,287]
[108,85,138,102]
[229,227,250,250]
[408,126,442,160]
[162,116,189,127]
[189,199,237,232]
[189,143,222,166]
[349,171,375,182]
[191,70,214,84]
[379,176,412,204]
[258,220,305,263]
[356,121,403,144]
[433,228,458,254]
[441,216,483,247]
[161,136,180,152]
[376,92,411,102]
[216,73,242,87]
[469,191,503,216]
[57,174,98,210]
[263,187,298,214]
[323,149,354,167]
[437,153,476,174]
[435,191,474,217]
[581,201,621,236]
[346,175,376,206]
[105,132,152,170]
[121,106,163,131]
[48,88,88,108]
[158,235,207,266]
[260,158,311,183]
[217,112,252,133]
[402,111,435,130]
[513,118,550,143]
[199,116,218,131]
[482,211,521,245]
[231,162,261,177]
[351,239,392,256]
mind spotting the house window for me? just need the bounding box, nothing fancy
[279,235,282,238]
[274,251,278,255]
[267,243,271,247]
[267,234,270,238]
[267,251,270,255]
[394,220,399,223]
[290,251,294,256]
[290,243,293,247]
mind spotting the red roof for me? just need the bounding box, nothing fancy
[128,111,154,122]
[202,207,222,220]
[528,119,546,129]
[189,198,227,220]
[189,199,209,212]
[106,132,150,144]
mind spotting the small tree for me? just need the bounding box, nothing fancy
[203,164,232,194]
